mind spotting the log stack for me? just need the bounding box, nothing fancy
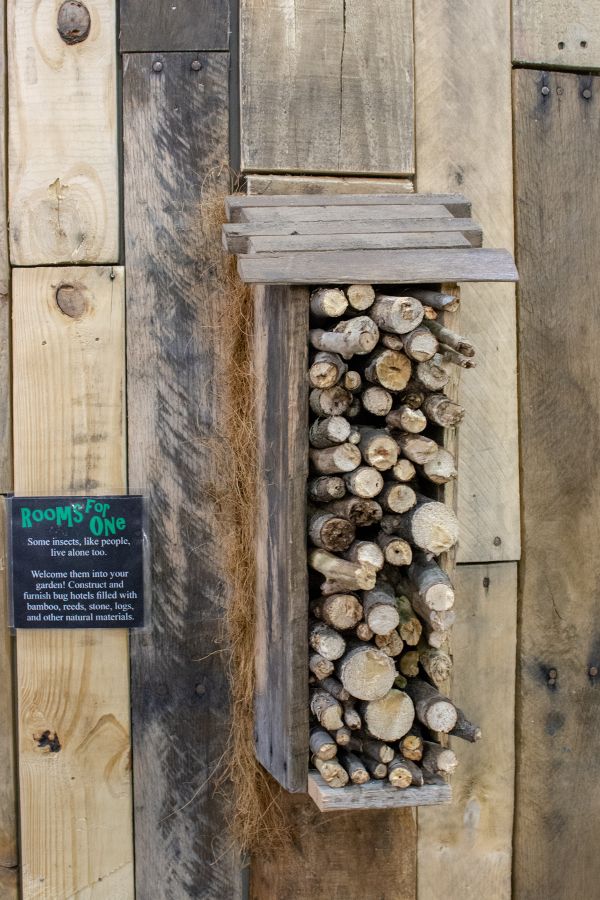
[306,284,480,791]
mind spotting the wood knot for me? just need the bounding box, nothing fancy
[56,283,89,319]
[57,1,91,44]
[35,730,61,753]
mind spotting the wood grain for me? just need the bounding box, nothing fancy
[514,68,600,899]
[240,0,414,175]
[235,204,452,223]
[245,175,414,195]
[308,774,451,812]
[8,0,119,265]
[120,0,229,51]
[418,563,517,900]
[254,285,309,792]
[237,248,518,285]
[228,193,469,214]
[13,266,133,900]
[123,52,242,899]
[245,231,475,254]
[513,0,600,69]
[414,0,520,563]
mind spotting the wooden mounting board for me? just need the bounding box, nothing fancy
[308,773,451,812]
[226,193,470,217]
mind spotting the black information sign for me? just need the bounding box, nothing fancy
[8,495,147,629]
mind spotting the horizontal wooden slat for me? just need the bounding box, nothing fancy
[245,175,414,195]
[237,248,518,284]
[513,0,600,69]
[308,774,451,812]
[236,204,453,224]
[244,231,475,254]
[227,192,470,216]
[223,218,482,252]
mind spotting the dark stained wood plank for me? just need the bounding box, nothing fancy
[514,68,600,899]
[308,775,451,812]
[123,52,242,899]
[237,248,518,285]
[253,284,309,792]
[120,0,229,51]
[227,193,470,216]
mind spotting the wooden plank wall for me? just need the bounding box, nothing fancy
[121,51,241,899]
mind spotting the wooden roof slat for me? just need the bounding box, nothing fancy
[226,192,471,218]
[308,773,452,811]
[243,231,476,255]
[236,203,454,224]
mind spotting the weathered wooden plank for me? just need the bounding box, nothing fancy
[414,0,520,564]
[254,284,309,792]
[236,204,453,224]
[418,562,517,900]
[241,0,414,175]
[7,0,119,266]
[246,174,414,195]
[514,68,600,900]
[228,193,470,215]
[238,248,518,285]
[513,0,600,69]
[308,775,451,812]
[245,231,475,254]
[13,266,133,900]
[123,52,242,898]
[120,0,229,52]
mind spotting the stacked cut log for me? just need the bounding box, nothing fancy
[307,285,480,790]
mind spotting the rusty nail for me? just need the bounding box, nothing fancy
[541,86,550,96]
[191,60,202,71]
[583,88,592,99]
[152,60,163,73]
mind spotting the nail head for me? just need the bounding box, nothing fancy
[583,88,592,99]
[152,60,163,73]
[541,86,550,96]
[191,60,202,71]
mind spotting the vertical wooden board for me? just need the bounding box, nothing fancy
[8,0,119,265]
[414,0,520,563]
[123,53,242,899]
[120,0,229,51]
[12,266,133,899]
[513,69,600,899]
[246,175,414,195]
[250,800,416,899]
[418,563,517,900]
[241,0,414,175]
[513,0,600,69]
[254,285,309,792]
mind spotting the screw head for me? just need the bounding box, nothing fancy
[583,88,592,99]
[541,85,550,96]
[152,60,163,73]
[191,60,202,71]
[493,536,502,546]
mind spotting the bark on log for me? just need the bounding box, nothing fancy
[309,549,378,594]
[374,630,404,657]
[361,689,415,741]
[439,347,476,369]
[337,644,397,701]
[362,739,395,764]
[346,284,375,311]
[380,333,405,352]
[422,449,458,485]
[310,443,361,474]
[310,385,353,417]
[409,289,460,313]
[364,349,412,392]
[310,287,348,318]
[400,731,424,762]
[309,726,337,761]
[308,512,355,552]
[355,622,374,642]
[386,405,427,434]
[361,386,393,416]
[422,392,465,427]
[344,540,385,572]
[309,620,347,661]
[309,415,352,448]
[396,432,438,465]
[388,756,413,789]
[342,700,361,731]
[371,294,424,334]
[405,678,457,733]
[308,351,347,389]
[419,648,453,686]
[399,381,426,409]
[338,749,370,784]
[308,475,346,502]
[312,755,349,787]
[382,499,459,555]
[343,465,384,499]
[422,741,459,776]
[391,458,416,483]
[359,429,399,471]
[334,726,352,746]
[415,355,450,392]
[327,497,383,527]
[402,758,425,786]
[376,533,413,567]
[318,676,350,702]
[400,325,439,361]
[312,593,363,631]
[362,587,401,635]
[379,482,417,514]
[364,757,388,779]
[450,707,482,743]
[396,595,423,646]
[310,688,344,731]
[424,318,475,357]
[309,316,379,360]
[408,554,455,612]
[309,652,335,680]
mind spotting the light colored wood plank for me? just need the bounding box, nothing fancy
[246,231,474,254]
[13,266,133,900]
[236,204,453,223]
[414,0,520,563]
[513,0,600,69]
[246,174,414,195]
[308,774,451,812]
[237,248,518,284]
[514,68,600,900]
[241,0,414,175]
[254,284,310,791]
[418,562,517,900]
[8,0,119,265]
